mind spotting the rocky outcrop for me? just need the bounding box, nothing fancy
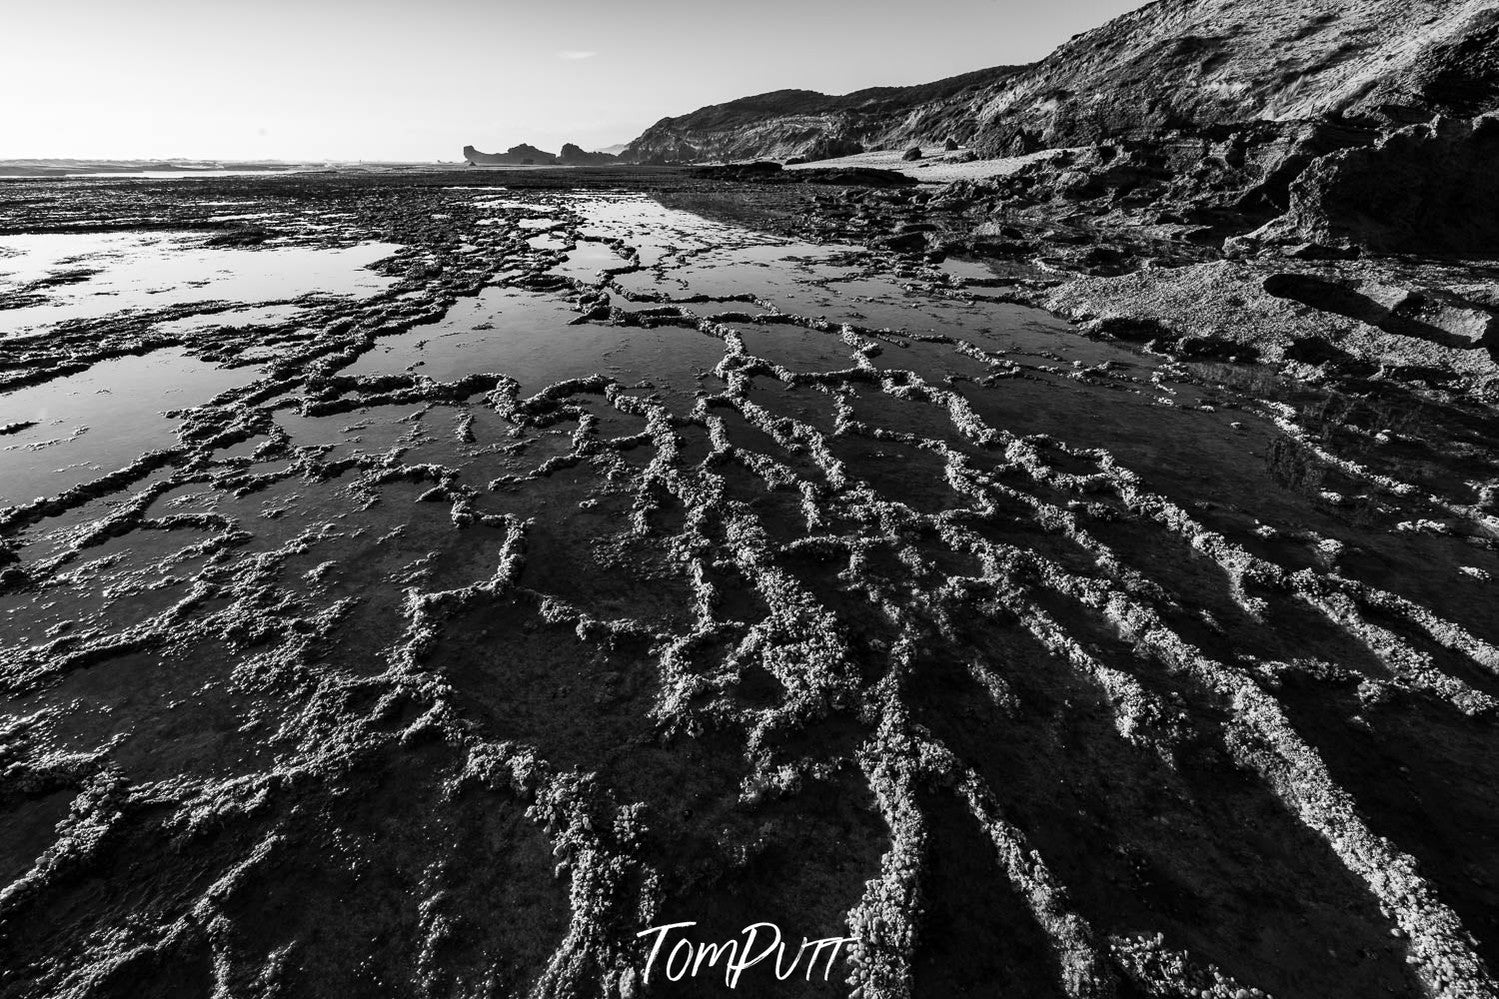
[463,143,558,166]
[690,161,917,187]
[557,143,618,166]
[1236,114,1499,255]
[802,134,865,162]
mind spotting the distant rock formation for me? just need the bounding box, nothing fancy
[462,144,558,166]
[557,143,618,166]
[618,66,1018,164]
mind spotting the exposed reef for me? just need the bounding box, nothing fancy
[0,167,1496,999]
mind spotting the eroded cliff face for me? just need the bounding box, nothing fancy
[942,0,1499,155]
[1240,114,1499,255]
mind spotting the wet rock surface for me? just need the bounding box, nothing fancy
[696,131,1499,400]
[0,169,1497,999]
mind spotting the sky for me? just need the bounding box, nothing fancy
[2,0,1152,162]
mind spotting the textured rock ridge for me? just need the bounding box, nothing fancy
[952,0,1499,155]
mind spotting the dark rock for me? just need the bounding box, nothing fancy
[1263,272,1499,347]
[793,167,918,188]
[1282,242,1361,261]
[902,146,924,162]
[970,239,1036,258]
[557,143,618,166]
[875,231,929,254]
[463,143,558,166]
[802,135,865,162]
[691,161,784,182]
[205,226,272,247]
[1246,115,1499,255]
[1082,316,1176,342]
[1284,336,1350,365]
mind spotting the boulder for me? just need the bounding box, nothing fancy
[802,135,865,162]
[1244,114,1499,255]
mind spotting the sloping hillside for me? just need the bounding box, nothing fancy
[622,0,1499,162]
[620,66,1020,163]
[938,0,1499,154]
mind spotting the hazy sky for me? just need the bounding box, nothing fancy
[3,0,1151,162]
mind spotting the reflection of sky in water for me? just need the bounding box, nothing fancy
[339,285,724,398]
[0,191,1074,513]
[549,242,629,282]
[0,233,397,338]
[335,193,1092,408]
[574,193,787,268]
[0,348,259,504]
[939,257,998,281]
[150,303,308,336]
[556,193,1038,341]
